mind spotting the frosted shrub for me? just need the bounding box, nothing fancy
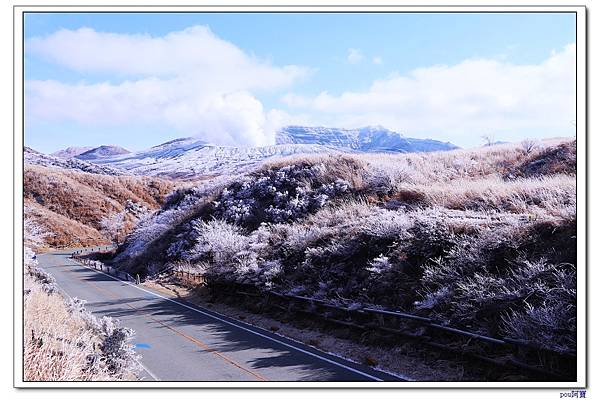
[24,211,52,249]
[367,255,392,274]
[117,178,235,266]
[100,210,126,245]
[417,255,576,352]
[117,200,198,263]
[69,298,139,378]
[181,219,287,287]
[26,265,57,294]
[414,286,452,311]
[95,317,138,378]
[190,219,248,265]
[124,199,150,219]
[361,210,413,238]
[212,164,352,227]
[258,260,282,288]
[24,247,57,294]
[503,302,575,354]
[270,224,335,253]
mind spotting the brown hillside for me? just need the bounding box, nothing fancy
[24,165,179,248]
[509,140,576,178]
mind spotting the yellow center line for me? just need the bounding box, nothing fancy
[63,263,268,382]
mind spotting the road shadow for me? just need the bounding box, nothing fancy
[84,287,390,382]
[53,258,396,382]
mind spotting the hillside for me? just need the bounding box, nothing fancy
[51,146,95,159]
[114,138,576,364]
[25,147,124,176]
[76,145,131,160]
[24,164,178,247]
[67,126,458,179]
[91,139,346,179]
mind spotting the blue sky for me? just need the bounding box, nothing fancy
[24,12,576,152]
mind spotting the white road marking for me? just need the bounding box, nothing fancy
[73,258,389,382]
[137,360,160,381]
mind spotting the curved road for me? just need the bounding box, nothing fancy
[38,250,404,382]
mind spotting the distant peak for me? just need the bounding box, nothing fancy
[51,146,95,159]
[152,137,211,149]
[277,125,455,152]
[76,145,131,160]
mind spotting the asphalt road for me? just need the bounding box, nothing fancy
[37,249,404,382]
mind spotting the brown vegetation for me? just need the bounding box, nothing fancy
[24,164,179,248]
[24,250,139,381]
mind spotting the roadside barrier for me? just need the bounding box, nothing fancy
[209,281,576,381]
[173,270,205,285]
[71,250,137,284]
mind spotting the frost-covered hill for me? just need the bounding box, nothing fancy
[76,145,131,160]
[277,126,459,153]
[114,139,576,373]
[51,146,95,159]
[25,147,124,176]
[80,126,458,179]
[92,138,347,179]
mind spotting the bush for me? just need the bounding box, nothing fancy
[212,163,353,228]
[115,139,577,356]
[69,298,139,378]
[24,261,139,381]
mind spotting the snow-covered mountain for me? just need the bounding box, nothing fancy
[276,126,458,153]
[46,126,459,179]
[76,145,130,160]
[51,146,95,159]
[277,126,459,153]
[91,138,345,179]
[25,147,124,176]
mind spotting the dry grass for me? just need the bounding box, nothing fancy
[24,274,112,381]
[389,174,575,218]
[23,250,139,381]
[24,164,179,247]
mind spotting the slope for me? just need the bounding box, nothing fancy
[24,164,179,247]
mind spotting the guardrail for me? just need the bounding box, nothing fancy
[71,251,140,284]
[171,274,574,359]
[173,270,205,285]
[207,280,576,381]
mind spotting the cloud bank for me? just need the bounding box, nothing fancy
[283,44,575,145]
[26,26,575,148]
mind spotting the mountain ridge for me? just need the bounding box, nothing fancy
[51,146,95,159]
[25,146,125,176]
[277,125,458,153]
[37,126,459,179]
[76,145,131,160]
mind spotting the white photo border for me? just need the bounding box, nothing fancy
[13,2,587,389]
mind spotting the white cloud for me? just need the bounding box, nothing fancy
[372,56,383,65]
[347,48,364,64]
[283,44,575,146]
[26,79,284,147]
[25,26,312,146]
[27,26,309,91]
